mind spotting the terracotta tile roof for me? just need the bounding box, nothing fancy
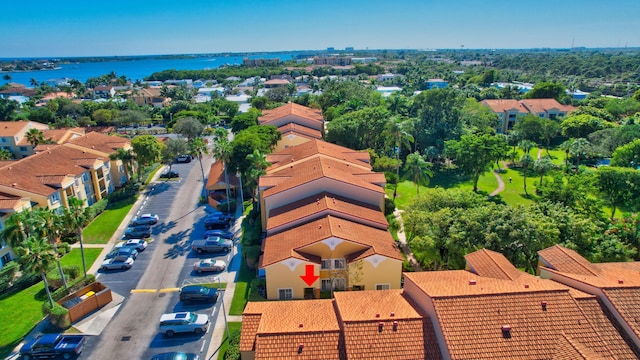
[205,161,239,190]
[254,332,343,360]
[575,297,640,359]
[277,123,323,139]
[601,288,640,345]
[239,313,261,352]
[260,215,402,267]
[0,121,45,136]
[539,245,600,276]
[521,98,577,114]
[261,156,383,198]
[65,132,130,154]
[465,248,523,281]
[552,334,604,360]
[0,192,23,210]
[266,139,371,172]
[260,103,323,123]
[0,145,103,196]
[431,290,614,359]
[334,289,422,321]
[404,270,569,298]
[481,99,527,113]
[267,192,387,233]
[41,129,83,144]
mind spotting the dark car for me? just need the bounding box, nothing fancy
[160,170,180,179]
[204,229,234,240]
[151,352,200,360]
[124,225,151,239]
[203,214,233,230]
[179,285,219,304]
[175,154,192,163]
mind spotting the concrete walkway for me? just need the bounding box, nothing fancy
[490,170,506,197]
[393,209,423,272]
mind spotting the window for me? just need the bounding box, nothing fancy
[19,146,28,152]
[50,192,61,204]
[334,278,346,290]
[83,172,89,182]
[278,288,293,300]
[321,278,346,291]
[375,284,390,290]
[321,258,345,270]
[0,138,6,143]
[104,162,110,169]
[321,279,332,291]
[0,253,10,266]
[106,174,111,181]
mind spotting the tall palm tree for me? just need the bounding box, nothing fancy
[518,139,536,155]
[16,236,57,308]
[560,139,574,172]
[245,149,270,205]
[190,137,209,198]
[520,154,534,195]
[63,197,91,278]
[212,128,232,213]
[1,211,30,249]
[385,117,414,201]
[109,148,135,181]
[402,152,433,195]
[569,138,591,169]
[534,156,556,186]
[30,208,68,290]
[25,128,45,147]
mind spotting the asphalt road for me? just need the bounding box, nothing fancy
[80,158,231,360]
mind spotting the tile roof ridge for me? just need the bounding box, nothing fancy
[481,248,519,280]
[555,245,600,276]
[431,287,571,299]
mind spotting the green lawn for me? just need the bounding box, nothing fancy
[83,197,136,244]
[229,262,256,315]
[218,322,242,360]
[59,248,103,269]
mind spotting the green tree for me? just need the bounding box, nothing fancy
[597,166,640,219]
[325,106,391,154]
[402,152,433,194]
[212,128,233,212]
[230,110,259,133]
[569,138,592,168]
[131,135,163,182]
[561,114,614,139]
[534,156,556,186]
[173,117,204,141]
[460,98,500,134]
[518,139,536,155]
[245,149,270,204]
[162,138,189,173]
[25,128,46,147]
[524,82,566,100]
[109,148,135,182]
[30,208,68,290]
[611,139,640,168]
[519,154,534,195]
[16,236,57,308]
[190,137,209,197]
[384,117,414,200]
[411,88,465,153]
[0,98,20,120]
[63,197,91,278]
[0,148,11,160]
[445,134,508,191]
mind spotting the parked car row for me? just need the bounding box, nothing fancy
[125,213,160,239]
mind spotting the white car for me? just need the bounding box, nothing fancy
[116,239,147,251]
[131,214,159,226]
[193,259,226,273]
[101,255,134,270]
[159,312,209,337]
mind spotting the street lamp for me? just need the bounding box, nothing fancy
[216,276,230,339]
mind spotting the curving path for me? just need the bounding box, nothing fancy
[393,209,423,271]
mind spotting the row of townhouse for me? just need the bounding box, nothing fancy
[240,246,640,360]
[0,128,131,269]
[252,103,403,300]
[481,98,577,133]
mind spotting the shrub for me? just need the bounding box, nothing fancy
[88,198,109,218]
[384,197,396,216]
[0,271,40,296]
[223,329,241,360]
[0,261,19,281]
[42,302,70,330]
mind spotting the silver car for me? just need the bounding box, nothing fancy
[193,259,226,273]
[159,312,209,337]
[101,255,134,270]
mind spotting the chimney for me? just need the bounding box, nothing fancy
[524,284,529,288]
[298,344,304,354]
[618,279,624,284]
[469,279,477,285]
[299,323,303,328]
[393,321,398,332]
[378,322,384,332]
[501,325,512,339]
[375,313,380,318]
[390,312,395,317]
[541,301,547,311]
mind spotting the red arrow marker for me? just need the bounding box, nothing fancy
[300,264,319,286]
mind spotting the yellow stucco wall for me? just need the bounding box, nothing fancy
[351,258,403,290]
[273,135,312,153]
[265,261,320,300]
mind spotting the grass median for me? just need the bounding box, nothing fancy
[83,197,136,244]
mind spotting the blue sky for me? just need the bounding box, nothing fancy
[1,0,639,57]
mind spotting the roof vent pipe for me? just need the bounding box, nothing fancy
[378,322,384,332]
[393,321,398,332]
[469,279,477,285]
[298,344,304,354]
[541,301,547,311]
[501,325,512,339]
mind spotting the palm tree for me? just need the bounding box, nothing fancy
[16,236,57,308]
[520,154,534,195]
[402,152,433,195]
[1,211,30,249]
[0,148,12,160]
[534,156,556,186]
[569,138,591,169]
[190,137,209,198]
[507,131,522,164]
[385,117,414,200]
[245,149,270,205]
[212,128,232,213]
[109,148,135,181]
[63,197,91,278]
[518,139,536,155]
[30,78,39,87]
[25,128,45,147]
[30,208,68,290]
[560,139,573,172]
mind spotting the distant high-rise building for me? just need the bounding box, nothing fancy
[326,47,335,52]
[345,47,354,51]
